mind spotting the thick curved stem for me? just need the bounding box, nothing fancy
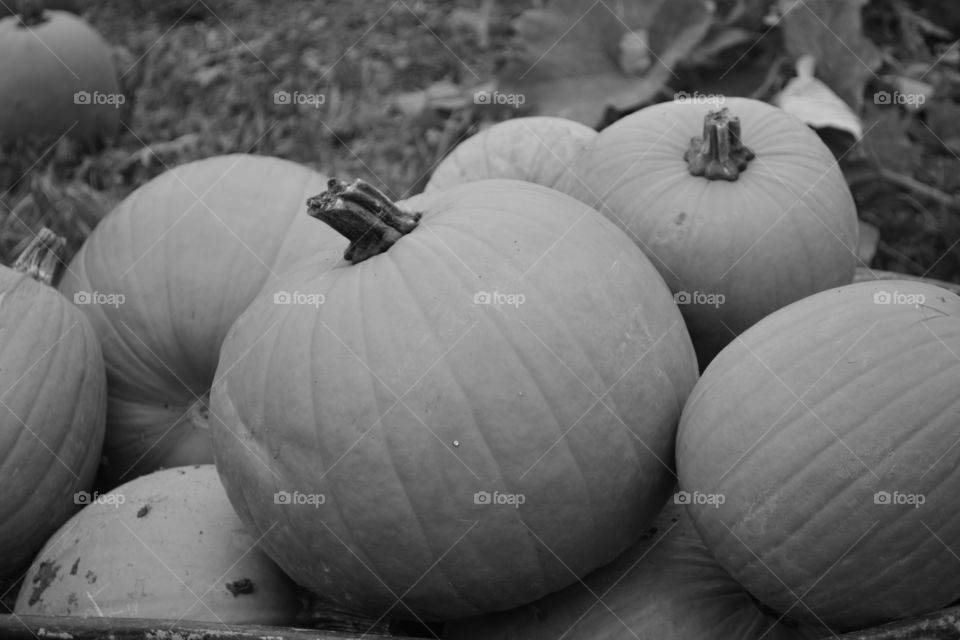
[306,178,422,264]
[684,108,755,181]
[12,228,65,286]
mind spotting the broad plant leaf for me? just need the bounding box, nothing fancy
[779,0,882,112]
[497,0,715,127]
[773,54,864,138]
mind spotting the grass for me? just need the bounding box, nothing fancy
[0,0,528,266]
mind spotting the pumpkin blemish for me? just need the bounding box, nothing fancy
[226,578,255,596]
[27,560,59,605]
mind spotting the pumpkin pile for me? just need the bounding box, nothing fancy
[3,96,958,640]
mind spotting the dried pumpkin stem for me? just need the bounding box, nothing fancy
[16,0,46,26]
[307,178,422,264]
[684,108,755,181]
[12,228,65,286]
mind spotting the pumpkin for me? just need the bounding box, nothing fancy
[57,154,345,488]
[14,464,300,624]
[0,1,119,146]
[444,501,824,640]
[0,229,106,585]
[677,279,960,630]
[210,178,698,620]
[569,98,859,367]
[424,116,596,196]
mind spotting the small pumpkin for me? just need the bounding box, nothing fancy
[569,98,859,367]
[210,178,698,620]
[0,229,106,585]
[0,1,120,146]
[444,501,823,640]
[424,116,596,195]
[57,154,345,487]
[14,464,300,624]
[677,279,960,630]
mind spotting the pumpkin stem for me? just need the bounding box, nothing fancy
[12,227,65,286]
[307,178,422,264]
[684,108,755,181]
[16,0,47,26]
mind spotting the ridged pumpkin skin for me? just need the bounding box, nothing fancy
[570,98,858,366]
[14,465,299,624]
[425,116,596,196]
[0,241,106,583]
[677,279,960,630]
[444,502,823,640]
[57,154,345,487]
[211,179,698,620]
[0,11,119,145]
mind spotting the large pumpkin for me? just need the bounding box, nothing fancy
[210,178,698,620]
[0,3,119,146]
[14,465,300,624]
[424,116,596,196]
[58,154,345,487]
[569,98,859,367]
[677,279,960,630]
[0,229,105,584]
[444,501,823,640]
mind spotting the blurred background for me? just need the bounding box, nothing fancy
[1,0,958,283]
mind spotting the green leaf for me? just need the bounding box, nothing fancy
[497,0,715,127]
[779,0,882,112]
